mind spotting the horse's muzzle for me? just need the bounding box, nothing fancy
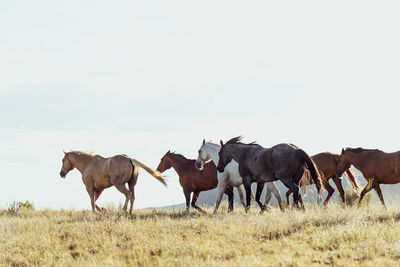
[60,171,66,178]
[195,160,203,170]
[217,165,224,173]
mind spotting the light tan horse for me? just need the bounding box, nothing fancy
[59,151,166,214]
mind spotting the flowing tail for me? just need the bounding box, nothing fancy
[345,169,361,195]
[130,159,167,186]
[297,149,323,196]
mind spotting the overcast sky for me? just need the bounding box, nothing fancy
[1,1,399,209]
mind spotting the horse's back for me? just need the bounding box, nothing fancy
[91,155,132,178]
[312,152,338,179]
[109,155,133,176]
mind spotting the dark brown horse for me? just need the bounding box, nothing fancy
[285,152,361,206]
[336,147,400,207]
[156,151,234,213]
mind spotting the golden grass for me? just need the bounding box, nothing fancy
[1,204,400,266]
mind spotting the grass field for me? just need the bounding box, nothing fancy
[1,203,400,266]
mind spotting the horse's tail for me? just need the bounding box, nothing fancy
[130,159,167,186]
[297,149,323,196]
[345,169,361,196]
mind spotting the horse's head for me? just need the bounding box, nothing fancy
[217,140,233,172]
[60,151,75,178]
[195,139,210,170]
[157,150,172,173]
[335,148,352,177]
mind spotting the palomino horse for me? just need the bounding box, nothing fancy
[336,147,400,208]
[195,140,284,212]
[217,137,322,211]
[60,151,166,214]
[283,152,361,206]
[157,151,234,213]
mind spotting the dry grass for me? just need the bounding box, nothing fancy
[1,204,400,266]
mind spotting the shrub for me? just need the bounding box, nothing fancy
[8,200,35,214]
[344,188,372,206]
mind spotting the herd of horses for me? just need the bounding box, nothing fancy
[59,136,400,214]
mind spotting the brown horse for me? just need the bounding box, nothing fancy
[285,152,361,206]
[59,151,166,214]
[156,151,234,213]
[336,147,400,208]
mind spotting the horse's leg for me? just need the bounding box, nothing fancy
[128,173,138,214]
[292,184,303,210]
[281,179,303,210]
[243,177,252,212]
[86,187,96,213]
[114,184,132,212]
[286,189,292,208]
[237,184,246,208]
[268,182,284,211]
[129,189,135,214]
[374,183,387,209]
[264,187,272,206]
[358,178,374,206]
[298,193,305,209]
[225,186,234,212]
[184,189,191,213]
[94,189,104,212]
[332,177,345,205]
[255,182,266,212]
[323,181,335,207]
[213,174,228,213]
[191,191,206,213]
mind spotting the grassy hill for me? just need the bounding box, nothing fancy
[1,204,400,266]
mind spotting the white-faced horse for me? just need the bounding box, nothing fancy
[195,140,284,213]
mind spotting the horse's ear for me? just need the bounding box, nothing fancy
[341,148,344,154]
[202,139,205,145]
[63,150,66,155]
[167,150,170,154]
[220,140,224,146]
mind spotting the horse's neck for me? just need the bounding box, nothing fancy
[205,144,220,164]
[228,144,252,162]
[347,153,365,170]
[71,154,94,174]
[168,156,190,176]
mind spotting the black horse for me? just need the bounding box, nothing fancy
[217,136,322,211]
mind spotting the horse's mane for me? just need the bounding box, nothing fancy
[205,141,221,147]
[68,150,102,158]
[345,147,381,153]
[226,136,258,146]
[168,152,189,161]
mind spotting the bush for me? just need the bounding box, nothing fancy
[344,188,372,206]
[8,200,35,214]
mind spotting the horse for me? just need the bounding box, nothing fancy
[336,147,400,208]
[282,152,361,207]
[59,151,166,214]
[217,136,322,211]
[195,140,284,212]
[156,150,234,213]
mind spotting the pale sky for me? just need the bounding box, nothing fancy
[1,1,399,209]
